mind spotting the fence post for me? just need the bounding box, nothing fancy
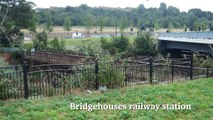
[171,60,174,82]
[95,60,99,90]
[207,66,209,78]
[22,61,29,99]
[190,50,194,80]
[149,58,153,84]
[124,63,128,87]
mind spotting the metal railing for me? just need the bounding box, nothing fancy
[0,58,212,100]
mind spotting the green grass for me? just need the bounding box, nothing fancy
[0,78,212,120]
[64,37,102,51]
[23,36,135,51]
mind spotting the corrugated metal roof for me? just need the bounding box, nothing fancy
[158,37,213,44]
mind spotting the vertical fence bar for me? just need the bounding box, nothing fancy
[207,66,209,78]
[95,61,99,90]
[124,63,128,87]
[149,58,153,84]
[190,51,194,80]
[22,61,29,99]
[171,60,174,82]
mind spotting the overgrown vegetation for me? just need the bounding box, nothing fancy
[193,52,213,67]
[48,38,65,52]
[100,32,157,57]
[0,78,212,119]
[133,32,157,56]
[76,39,125,88]
[100,36,129,55]
[33,31,48,50]
[0,56,19,100]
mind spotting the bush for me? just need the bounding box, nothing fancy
[0,57,19,100]
[101,36,129,54]
[33,31,48,50]
[76,39,125,88]
[48,37,65,52]
[20,42,34,52]
[133,32,157,55]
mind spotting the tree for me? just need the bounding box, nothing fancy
[98,16,105,34]
[45,12,54,38]
[63,15,72,34]
[133,32,157,55]
[154,21,160,31]
[183,24,187,32]
[0,0,37,47]
[200,18,208,31]
[33,31,48,50]
[119,16,128,35]
[193,20,200,31]
[101,36,129,54]
[168,22,174,32]
[159,3,167,17]
[84,14,93,37]
[167,6,180,17]
[29,13,39,39]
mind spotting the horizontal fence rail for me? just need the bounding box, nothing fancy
[0,58,213,100]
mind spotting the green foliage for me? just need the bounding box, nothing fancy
[76,39,125,87]
[98,16,105,33]
[0,57,19,100]
[44,12,54,33]
[0,0,37,47]
[76,39,101,58]
[119,16,128,34]
[33,31,48,50]
[19,42,34,52]
[63,15,72,32]
[84,14,93,35]
[193,52,213,67]
[48,37,65,52]
[0,56,8,66]
[193,19,208,31]
[119,110,131,120]
[11,51,23,62]
[36,3,213,31]
[154,21,160,31]
[101,36,129,54]
[0,78,212,119]
[168,22,174,32]
[133,32,157,55]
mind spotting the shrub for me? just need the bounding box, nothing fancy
[33,31,48,50]
[133,32,157,55]
[0,56,19,100]
[100,36,129,54]
[76,39,125,88]
[48,37,65,52]
[20,42,34,52]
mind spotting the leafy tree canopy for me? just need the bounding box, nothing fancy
[0,0,37,47]
[36,3,213,31]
